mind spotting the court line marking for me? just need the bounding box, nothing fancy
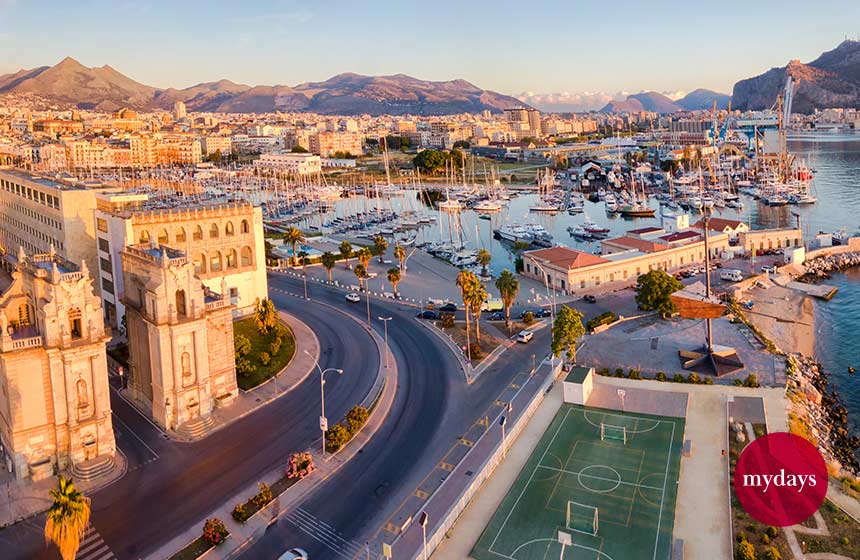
[506,537,616,560]
[653,420,676,560]
[583,410,663,434]
[536,464,663,492]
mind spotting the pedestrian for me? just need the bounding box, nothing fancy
[721,449,726,457]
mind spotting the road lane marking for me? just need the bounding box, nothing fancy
[111,412,159,459]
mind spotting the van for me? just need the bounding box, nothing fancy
[720,269,743,282]
[481,298,504,312]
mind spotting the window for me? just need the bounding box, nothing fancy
[175,227,186,243]
[209,223,219,239]
[98,238,110,252]
[193,225,203,240]
[97,218,108,233]
[230,287,238,299]
[225,221,234,236]
[210,252,222,272]
[193,254,206,274]
[102,278,114,294]
[226,249,237,268]
[241,220,250,234]
[18,303,30,325]
[99,257,112,273]
[175,290,186,317]
[139,230,150,244]
[69,307,82,340]
[240,246,252,267]
[157,229,169,244]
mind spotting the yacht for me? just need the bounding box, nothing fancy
[524,224,554,247]
[438,198,463,213]
[493,224,534,244]
[789,193,817,205]
[473,199,503,213]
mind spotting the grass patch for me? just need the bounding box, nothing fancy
[804,500,860,557]
[234,318,296,391]
[437,321,504,365]
[169,536,213,560]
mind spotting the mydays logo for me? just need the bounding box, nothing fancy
[740,469,817,493]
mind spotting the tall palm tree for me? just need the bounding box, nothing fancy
[372,235,388,263]
[456,270,476,358]
[254,297,277,334]
[320,251,337,282]
[44,476,90,560]
[477,248,492,277]
[339,241,353,269]
[357,247,372,269]
[495,269,520,331]
[387,267,401,299]
[354,263,367,291]
[393,245,406,273]
[467,280,488,343]
[283,227,305,266]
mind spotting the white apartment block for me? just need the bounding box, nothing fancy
[254,153,321,175]
[200,135,233,157]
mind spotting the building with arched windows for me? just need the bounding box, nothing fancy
[0,249,115,480]
[120,242,237,435]
[94,192,267,328]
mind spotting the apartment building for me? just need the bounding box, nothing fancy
[254,152,321,175]
[200,135,232,157]
[309,131,363,157]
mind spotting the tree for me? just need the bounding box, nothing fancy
[290,145,308,153]
[356,247,372,269]
[354,263,367,291]
[345,405,369,434]
[466,278,488,343]
[551,305,585,363]
[339,240,353,269]
[254,297,277,334]
[283,227,305,266]
[393,244,406,273]
[477,248,492,277]
[44,476,91,560]
[321,251,337,282]
[387,267,401,299]
[412,149,447,174]
[372,235,388,263]
[453,140,470,149]
[495,269,520,330]
[456,270,477,357]
[635,269,682,318]
[449,149,465,170]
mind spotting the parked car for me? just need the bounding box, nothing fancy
[345,293,361,303]
[439,302,458,313]
[515,330,534,343]
[535,308,552,318]
[761,265,775,273]
[366,271,378,279]
[278,548,309,560]
[583,295,597,303]
[416,310,438,320]
[488,311,505,321]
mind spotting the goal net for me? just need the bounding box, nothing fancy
[600,423,627,444]
[566,501,598,536]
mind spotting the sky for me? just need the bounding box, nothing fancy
[1,0,860,110]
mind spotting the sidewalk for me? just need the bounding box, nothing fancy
[150,301,397,560]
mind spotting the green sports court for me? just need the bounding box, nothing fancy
[471,403,685,560]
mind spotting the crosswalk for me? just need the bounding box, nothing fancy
[75,524,116,560]
[284,507,365,559]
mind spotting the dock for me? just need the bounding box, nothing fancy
[785,280,839,300]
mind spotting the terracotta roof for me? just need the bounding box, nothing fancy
[659,230,701,243]
[602,236,669,253]
[693,218,744,232]
[629,226,663,235]
[527,246,609,269]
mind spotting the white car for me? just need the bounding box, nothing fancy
[345,293,361,303]
[516,330,534,344]
[366,271,378,279]
[278,548,309,560]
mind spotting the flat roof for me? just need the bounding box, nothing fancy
[0,167,95,191]
[565,366,592,384]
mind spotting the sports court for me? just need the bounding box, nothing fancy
[471,403,685,560]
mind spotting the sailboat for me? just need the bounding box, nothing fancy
[618,172,655,217]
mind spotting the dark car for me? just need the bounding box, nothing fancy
[439,302,458,313]
[416,310,438,320]
[488,311,505,321]
[583,295,597,303]
[536,308,552,317]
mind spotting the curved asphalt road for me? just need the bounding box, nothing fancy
[4,291,379,560]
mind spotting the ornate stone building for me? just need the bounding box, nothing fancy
[121,243,237,436]
[0,248,115,481]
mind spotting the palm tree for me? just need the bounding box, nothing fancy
[339,241,353,269]
[283,227,305,266]
[357,247,372,269]
[44,476,90,560]
[372,235,388,263]
[387,267,401,299]
[320,251,337,282]
[467,280,488,343]
[456,270,477,357]
[354,263,367,291]
[495,269,520,331]
[477,248,492,277]
[254,297,277,334]
[393,245,406,273]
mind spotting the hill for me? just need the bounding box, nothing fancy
[600,91,681,113]
[676,89,731,110]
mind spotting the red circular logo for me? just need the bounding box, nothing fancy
[733,432,827,526]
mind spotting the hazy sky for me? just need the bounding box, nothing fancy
[1,0,859,98]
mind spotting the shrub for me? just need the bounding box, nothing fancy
[586,311,617,332]
[345,405,369,435]
[440,314,455,328]
[761,533,770,544]
[744,374,760,388]
[628,369,641,380]
[259,352,271,366]
[325,423,351,451]
[655,371,667,382]
[733,379,744,387]
[202,518,228,546]
[598,367,610,376]
[672,373,685,383]
[842,536,850,545]
[704,377,714,385]
[286,452,315,479]
[270,337,282,356]
[251,482,273,509]
[235,334,252,358]
[522,311,535,325]
[734,540,755,560]
[765,526,778,539]
[236,358,256,376]
[468,343,483,359]
[615,368,624,377]
[762,546,781,560]
[232,503,248,523]
[688,372,701,384]
[736,532,747,543]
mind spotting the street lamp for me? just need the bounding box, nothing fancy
[499,415,507,458]
[378,316,392,369]
[304,350,344,456]
[418,511,428,560]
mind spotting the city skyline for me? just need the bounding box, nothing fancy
[2,0,860,111]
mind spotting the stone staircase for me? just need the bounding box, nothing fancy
[71,454,115,482]
[175,414,215,440]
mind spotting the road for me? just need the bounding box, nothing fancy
[240,274,552,560]
[3,286,380,560]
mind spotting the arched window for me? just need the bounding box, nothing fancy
[75,379,89,409]
[240,246,252,267]
[17,303,30,326]
[210,252,222,272]
[241,219,250,234]
[226,249,237,268]
[193,225,203,241]
[175,227,187,243]
[225,221,234,236]
[157,229,169,244]
[175,289,186,317]
[193,254,206,274]
[139,230,150,244]
[69,307,82,340]
[209,223,219,239]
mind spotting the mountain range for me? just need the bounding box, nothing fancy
[0,58,526,116]
[599,89,730,113]
[732,40,860,113]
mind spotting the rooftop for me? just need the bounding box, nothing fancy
[0,167,97,191]
[692,218,745,232]
[603,236,669,253]
[565,366,593,384]
[526,246,609,270]
[659,230,701,243]
[628,226,663,235]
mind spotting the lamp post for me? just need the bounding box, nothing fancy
[304,350,343,456]
[499,415,507,458]
[378,316,392,369]
[418,511,428,560]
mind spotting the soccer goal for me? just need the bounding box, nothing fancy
[566,501,599,536]
[600,422,627,444]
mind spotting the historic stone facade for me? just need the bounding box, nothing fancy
[0,248,115,480]
[121,243,237,433]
